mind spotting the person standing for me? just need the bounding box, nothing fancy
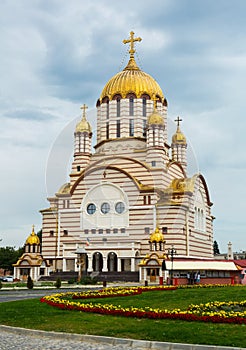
[196,272,200,284]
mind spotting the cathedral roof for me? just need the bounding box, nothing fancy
[76,117,91,133]
[172,117,186,144]
[149,227,165,243]
[100,32,164,102]
[25,225,40,245]
[172,126,186,144]
[147,103,164,126]
[75,104,91,133]
[170,177,195,193]
[57,182,71,194]
[148,113,164,125]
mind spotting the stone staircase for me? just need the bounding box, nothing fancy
[96,271,139,282]
[39,271,78,281]
[39,271,139,282]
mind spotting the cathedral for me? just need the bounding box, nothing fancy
[39,32,215,282]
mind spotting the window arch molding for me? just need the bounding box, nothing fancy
[81,182,129,230]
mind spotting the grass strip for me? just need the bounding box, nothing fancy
[0,286,245,347]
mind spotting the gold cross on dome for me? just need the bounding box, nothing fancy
[80,104,88,118]
[123,31,142,58]
[175,116,182,127]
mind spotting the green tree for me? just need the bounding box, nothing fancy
[0,246,24,273]
[54,277,61,288]
[37,229,42,252]
[213,240,220,255]
[27,276,34,289]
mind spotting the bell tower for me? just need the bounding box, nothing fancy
[71,104,92,180]
[146,100,169,167]
[171,117,187,172]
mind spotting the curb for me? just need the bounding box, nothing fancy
[0,325,243,350]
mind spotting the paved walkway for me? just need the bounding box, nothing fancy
[0,326,244,350]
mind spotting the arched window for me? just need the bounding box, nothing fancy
[143,119,146,137]
[106,100,109,119]
[92,252,103,272]
[142,97,146,117]
[194,192,206,232]
[116,120,121,138]
[129,119,134,136]
[129,97,134,116]
[107,252,117,272]
[117,98,121,118]
[106,122,109,139]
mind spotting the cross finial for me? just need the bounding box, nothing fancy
[32,224,35,234]
[123,31,142,58]
[80,104,88,118]
[175,116,182,127]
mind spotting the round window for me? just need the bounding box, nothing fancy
[115,202,125,214]
[101,202,110,214]
[87,203,96,215]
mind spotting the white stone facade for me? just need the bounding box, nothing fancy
[40,41,214,276]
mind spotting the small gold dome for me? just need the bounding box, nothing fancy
[149,227,165,243]
[57,182,70,194]
[25,225,40,245]
[76,116,91,133]
[100,57,164,102]
[172,126,186,144]
[147,111,164,126]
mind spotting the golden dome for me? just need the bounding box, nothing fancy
[100,57,164,102]
[25,225,40,245]
[57,182,70,194]
[76,117,91,133]
[76,104,91,133]
[100,31,164,102]
[172,117,186,144]
[172,126,186,144]
[147,111,164,126]
[149,227,165,243]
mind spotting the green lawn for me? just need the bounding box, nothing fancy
[0,286,245,347]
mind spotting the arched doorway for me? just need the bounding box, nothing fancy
[107,252,117,272]
[92,252,103,272]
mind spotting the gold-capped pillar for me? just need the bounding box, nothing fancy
[149,227,166,252]
[71,104,92,184]
[171,116,187,172]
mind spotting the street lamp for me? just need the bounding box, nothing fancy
[168,245,177,285]
[74,248,87,282]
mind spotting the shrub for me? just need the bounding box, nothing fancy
[54,277,61,289]
[79,276,98,285]
[27,276,34,289]
[67,278,76,284]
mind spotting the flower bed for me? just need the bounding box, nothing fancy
[188,300,246,319]
[72,286,177,299]
[40,285,246,324]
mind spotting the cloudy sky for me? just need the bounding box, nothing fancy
[0,0,245,253]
